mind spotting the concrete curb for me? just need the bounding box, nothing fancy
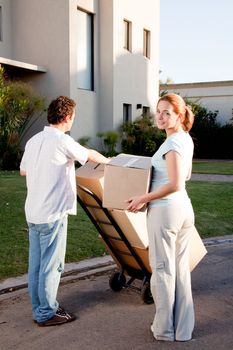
[1,235,233,296]
[0,255,116,296]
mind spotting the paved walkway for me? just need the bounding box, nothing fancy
[1,241,233,350]
[191,173,233,182]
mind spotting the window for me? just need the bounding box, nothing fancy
[142,106,150,117]
[0,6,2,41]
[143,29,151,58]
[77,9,94,90]
[123,104,132,123]
[123,19,132,51]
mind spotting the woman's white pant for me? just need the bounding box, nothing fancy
[147,203,195,341]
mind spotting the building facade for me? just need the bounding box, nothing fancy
[0,0,160,146]
[160,80,233,126]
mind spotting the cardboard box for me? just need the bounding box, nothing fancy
[101,226,207,274]
[100,237,151,272]
[76,161,105,203]
[109,209,148,249]
[103,154,152,210]
[76,159,207,274]
[189,226,207,271]
[76,161,149,249]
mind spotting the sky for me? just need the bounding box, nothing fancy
[159,0,233,83]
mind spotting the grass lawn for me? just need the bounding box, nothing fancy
[0,165,232,280]
[0,171,105,281]
[187,181,233,238]
[192,161,233,175]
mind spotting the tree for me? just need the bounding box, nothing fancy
[0,68,46,169]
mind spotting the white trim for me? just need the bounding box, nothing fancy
[0,57,47,72]
[160,80,233,89]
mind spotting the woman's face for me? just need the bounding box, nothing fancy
[155,100,181,131]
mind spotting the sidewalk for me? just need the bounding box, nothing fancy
[191,173,233,182]
[1,235,233,296]
[0,255,116,295]
[1,240,233,350]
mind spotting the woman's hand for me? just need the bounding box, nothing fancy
[126,195,146,212]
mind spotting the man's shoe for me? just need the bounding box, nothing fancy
[37,308,76,327]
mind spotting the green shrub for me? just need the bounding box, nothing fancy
[0,68,46,170]
[186,99,233,159]
[120,116,165,156]
[78,136,91,147]
[97,130,119,156]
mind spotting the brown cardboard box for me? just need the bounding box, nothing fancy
[109,209,148,249]
[76,160,207,273]
[101,226,207,273]
[100,237,151,272]
[76,161,105,203]
[190,226,207,271]
[76,161,149,249]
[103,154,152,210]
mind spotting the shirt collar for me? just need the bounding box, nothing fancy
[44,126,64,135]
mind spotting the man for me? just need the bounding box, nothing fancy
[20,96,108,327]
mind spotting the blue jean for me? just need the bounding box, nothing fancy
[28,215,68,322]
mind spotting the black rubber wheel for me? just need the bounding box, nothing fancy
[141,282,154,304]
[109,272,126,292]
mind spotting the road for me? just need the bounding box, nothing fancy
[0,242,233,350]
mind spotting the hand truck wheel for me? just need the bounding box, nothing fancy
[109,271,126,292]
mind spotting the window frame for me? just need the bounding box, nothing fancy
[123,103,132,123]
[123,19,132,52]
[77,7,94,91]
[143,28,151,59]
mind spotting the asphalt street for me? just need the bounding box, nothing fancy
[0,241,233,350]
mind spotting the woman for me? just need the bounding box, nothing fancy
[126,93,195,342]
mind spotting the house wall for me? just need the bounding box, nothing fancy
[10,0,70,100]
[1,0,160,147]
[69,0,100,142]
[160,81,233,125]
[98,0,114,132]
[0,0,12,58]
[112,0,160,129]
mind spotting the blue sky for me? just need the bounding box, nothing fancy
[159,0,233,83]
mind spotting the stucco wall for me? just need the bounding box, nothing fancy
[1,0,160,148]
[11,0,70,100]
[69,0,100,142]
[112,0,160,129]
[0,0,12,58]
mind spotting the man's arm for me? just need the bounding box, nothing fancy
[87,149,109,164]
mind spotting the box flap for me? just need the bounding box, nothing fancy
[108,154,151,170]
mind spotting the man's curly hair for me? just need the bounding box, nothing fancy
[47,96,76,125]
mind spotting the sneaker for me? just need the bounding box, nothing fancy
[37,308,76,327]
[33,306,66,324]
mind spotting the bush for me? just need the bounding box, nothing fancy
[0,68,46,169]
[186,99,233,159]
[97,130,119,156]
[120,116,165,156]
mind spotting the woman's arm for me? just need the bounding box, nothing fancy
[126,150,183,212]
